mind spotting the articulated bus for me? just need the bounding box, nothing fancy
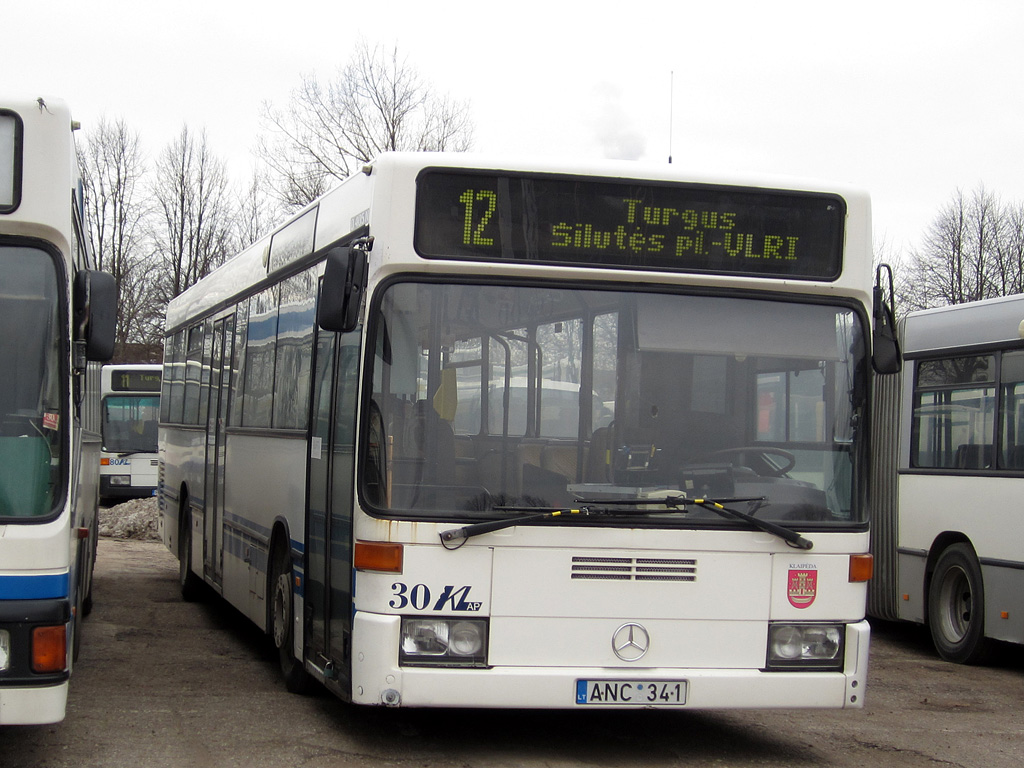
[0,96,115,724]
[160,153,899,710]
[870,294,1024,663]
[100,364,162,501]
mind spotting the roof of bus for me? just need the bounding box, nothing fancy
[164,152,872,333]
[903,293,1024,355]
[1,95,81,256]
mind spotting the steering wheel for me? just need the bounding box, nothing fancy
[700,446,797,478]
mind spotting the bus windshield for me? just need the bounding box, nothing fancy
[102,395,160,454]
[0,246,63,518]
[364,280,866,528]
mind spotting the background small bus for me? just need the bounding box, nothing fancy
[100,364,162,501]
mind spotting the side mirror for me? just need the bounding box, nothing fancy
[73,269,116,364]
[318,241,370,333]
[871,264,902,374]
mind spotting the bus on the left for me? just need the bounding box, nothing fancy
[0,96,115,725]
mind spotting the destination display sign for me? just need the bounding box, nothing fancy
[414,169,844,280]
[111,370,162,392]
[1,111,21,213]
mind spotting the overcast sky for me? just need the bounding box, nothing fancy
[7,0,1024,257]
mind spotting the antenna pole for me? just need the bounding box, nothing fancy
[668,71,674,164]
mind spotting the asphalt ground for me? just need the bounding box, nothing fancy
[2,539,1023,767]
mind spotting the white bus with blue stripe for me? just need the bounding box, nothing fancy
[0,96,115,724]
[100,364,162,501]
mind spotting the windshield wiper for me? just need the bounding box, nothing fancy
[684,497,813,550]
[439,495,813,550]
[440,508,591,547]
[585,495,814,550]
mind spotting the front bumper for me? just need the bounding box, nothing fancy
[350,613,869,709]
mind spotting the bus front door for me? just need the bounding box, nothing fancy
[204,317,233,587]
[306,328,358,695]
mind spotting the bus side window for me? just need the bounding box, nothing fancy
[999,351,1024,469]
[954,444,992,470]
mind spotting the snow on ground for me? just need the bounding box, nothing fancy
[98,497,161,541]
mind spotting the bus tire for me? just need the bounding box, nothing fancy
[927,543,991,664]
[178,504,204,602]
[270,541,312,694]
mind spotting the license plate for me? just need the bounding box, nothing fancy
[575,679,687,705]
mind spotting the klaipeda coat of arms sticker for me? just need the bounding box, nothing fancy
[787,567,817,608]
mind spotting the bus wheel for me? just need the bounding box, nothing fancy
[927,543,991,664]
[178,506,203,602]
[270,543,312,694]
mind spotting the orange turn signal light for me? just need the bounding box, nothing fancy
[32,625,68,673]
[849,554,874,582]
[354,541,403,573]
[100,458,110,465]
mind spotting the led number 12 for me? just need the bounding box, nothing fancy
[459,189,497,246]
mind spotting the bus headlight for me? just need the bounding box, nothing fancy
[109,475,131,486]
[766,623,844,670]
[400,618,488,667]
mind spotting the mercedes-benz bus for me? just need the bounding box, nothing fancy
[160,153,898,710]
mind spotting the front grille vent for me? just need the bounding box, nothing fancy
[570,556,697,582]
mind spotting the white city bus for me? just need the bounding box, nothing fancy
[100,364,162,501]
[870,294,1024,663]
[160,153,898,709]
[0,96,115,724]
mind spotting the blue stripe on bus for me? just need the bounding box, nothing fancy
[0,572,70,600]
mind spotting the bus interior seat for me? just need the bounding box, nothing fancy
[429,415,456,479]
[954,443,993,469]
[392,401,457,489]
[521,463,574,507]
[541,443,578,481]
[514,442,545,494]
[452,436,477,486]
[584,427,613,482]
[476,446,505,494]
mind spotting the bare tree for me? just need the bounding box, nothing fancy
[235,168,281,249]
[903,185,1011,310]
[258,40,474,209]
[992,200,1024,297]
[151,126,235,304]
[78,117,150,357]
[873,236,915,320]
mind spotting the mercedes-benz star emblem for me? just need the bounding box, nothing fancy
[612,622,650,662]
